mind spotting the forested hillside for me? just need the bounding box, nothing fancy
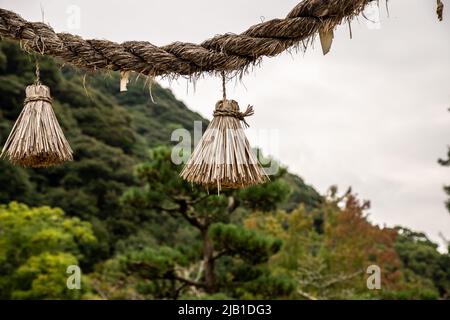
[0,40,317,254]
[0,40,449,300]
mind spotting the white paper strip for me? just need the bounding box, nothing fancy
[120,71,130,92]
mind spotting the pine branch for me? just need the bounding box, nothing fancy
[172,275,206,288]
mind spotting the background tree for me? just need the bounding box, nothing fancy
[0,202,96,299]
[439,141,450,213]
[394,228,450,299]
[244,187,446,300]
[114,146,293,298]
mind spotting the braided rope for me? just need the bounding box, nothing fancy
[0,0,372,78]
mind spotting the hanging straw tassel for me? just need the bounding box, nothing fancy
[0,84,73,167]
[180,99,268,191]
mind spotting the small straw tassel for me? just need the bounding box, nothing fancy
[1,84,73,167]
[180,99,268,191]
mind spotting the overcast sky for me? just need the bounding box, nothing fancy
[2,0,449,248]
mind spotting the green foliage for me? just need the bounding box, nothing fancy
[12,252,81,300]
[237,179,291,212]
[281,173,322,211]
[238,272,295,300]
[123,146,201,206]
[0,161,33,204]
[121,247,188,278]
[395,228,450,298]
[439,147,450,213]
[115,146,292,298]
[0,202,96,299]
[210,223,282,264]
[243,190,450,300]
[181,292,233,300]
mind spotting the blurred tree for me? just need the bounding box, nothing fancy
[244,187,435,300]
[0,161,33,204]
[394,228,450,299]
[439,145,450,213]
[322,188,403,297]
[12,252,79,299]
[0,202,96,299]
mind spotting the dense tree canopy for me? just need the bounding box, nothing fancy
[0,202,96,299]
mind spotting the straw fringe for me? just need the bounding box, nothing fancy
[180,100,268,191]
[0,84,73,167]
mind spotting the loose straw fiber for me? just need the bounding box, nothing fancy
[1,84,73,167]
[180,99,268,190]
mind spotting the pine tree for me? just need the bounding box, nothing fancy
[439,146,450,213]
[118,146,294,298]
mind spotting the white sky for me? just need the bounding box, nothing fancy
[2,0,449,247]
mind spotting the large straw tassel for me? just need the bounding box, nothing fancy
[0,84,73,167]
[180,99,268,191]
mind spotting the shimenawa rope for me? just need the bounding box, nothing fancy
[0,0,375,78]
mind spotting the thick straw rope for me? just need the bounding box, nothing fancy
[0,0,374,78]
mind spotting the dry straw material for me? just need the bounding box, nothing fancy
[180,99,268,191]
[0,1,374,78]
[437,0,444,21]
[1,84,73,167]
